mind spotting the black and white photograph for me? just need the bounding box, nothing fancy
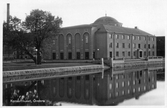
[1,0,166,106]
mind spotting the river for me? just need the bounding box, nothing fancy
[3,66,165,106]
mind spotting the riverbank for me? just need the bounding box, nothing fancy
[3,64,107,77]
[3,62,98,71]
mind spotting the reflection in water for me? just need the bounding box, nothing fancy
[3,67,163,106]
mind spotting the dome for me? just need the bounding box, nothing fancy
[93,16,122,26]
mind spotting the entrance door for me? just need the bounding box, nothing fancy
[60,52,64,60]
[68,52,72,59]
[139,51,142,58]
[76,52,80,59]
[85,52,89,60]
[52,52,56,60]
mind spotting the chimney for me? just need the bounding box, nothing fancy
[7,3,10,28]
[135,26,138,29]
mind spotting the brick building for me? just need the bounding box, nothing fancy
[156,36,165,57]
[43,16,156,60]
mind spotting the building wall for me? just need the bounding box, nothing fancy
[105,33,156,59]
[43,26,157,60]
[47,26,94,60]
[156,36,165,57]
[94,32,108,59]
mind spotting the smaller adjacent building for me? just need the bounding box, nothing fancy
[156,36,165,57]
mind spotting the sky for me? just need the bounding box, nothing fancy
[1,0,167,36]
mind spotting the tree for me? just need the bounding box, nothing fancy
[3,9,63,64]
[3,16,23,59]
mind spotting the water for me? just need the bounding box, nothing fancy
[3,66,165,106]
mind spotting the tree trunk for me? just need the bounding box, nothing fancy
[24,49,36,64]
[36,51,42,64]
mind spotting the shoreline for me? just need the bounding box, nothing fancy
[3,65,108,77]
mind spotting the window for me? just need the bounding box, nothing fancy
[122,51,125,57]
[133,80,136,85]
[127,35,130,40]
[133,88,135,93]
[148,44,150,49]
[116,83,118,88]
[139,36,141,40]
[122,35,125,39]
[110,84,112,89]
[143,37,146,40]
[144,44,146,48]
[85,35,88,43]
[110,52,112,57]
[124,35,126,39]
[134,51,135,56]
[137,36,139,40]
[152,51,154,56]
[128,43,130,48]
[128,52,130,56]
[133,36,135,40]
[151,37,153,41]
[68,36,71,44]
[138,44,140,49]
[122,43,125,48]
[115,75,118,79]
[152,44,154,49]
[144,51,146,56]
[148,51,150,56]
[109,43,112,48]
[122,91,124,95]
[109,34,112,38]
[128,81,130,86]
[116,43,119,48]
[116,51,119,57]
[133,43,136,48]
[115,34,118,39]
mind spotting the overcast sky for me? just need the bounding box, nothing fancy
[1,0,167,36]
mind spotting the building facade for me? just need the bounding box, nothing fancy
[43,16,156,60]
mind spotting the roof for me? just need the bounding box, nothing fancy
[93,16,121,26]
[103,25,153,36]
[61,24,92,29]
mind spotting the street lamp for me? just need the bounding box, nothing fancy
[35,49,38,64]
[97,49,99,59]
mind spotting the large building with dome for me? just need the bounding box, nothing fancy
[43,16,156,60]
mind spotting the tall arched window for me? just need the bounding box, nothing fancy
[83,32,89,44]
[59,34,64,50]
[67,34,72,44]
[75,33,81,49]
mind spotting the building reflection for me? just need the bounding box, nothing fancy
[3,67,160,106]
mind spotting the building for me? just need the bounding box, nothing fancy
[156,36,165,57]
[43,16,156,60]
